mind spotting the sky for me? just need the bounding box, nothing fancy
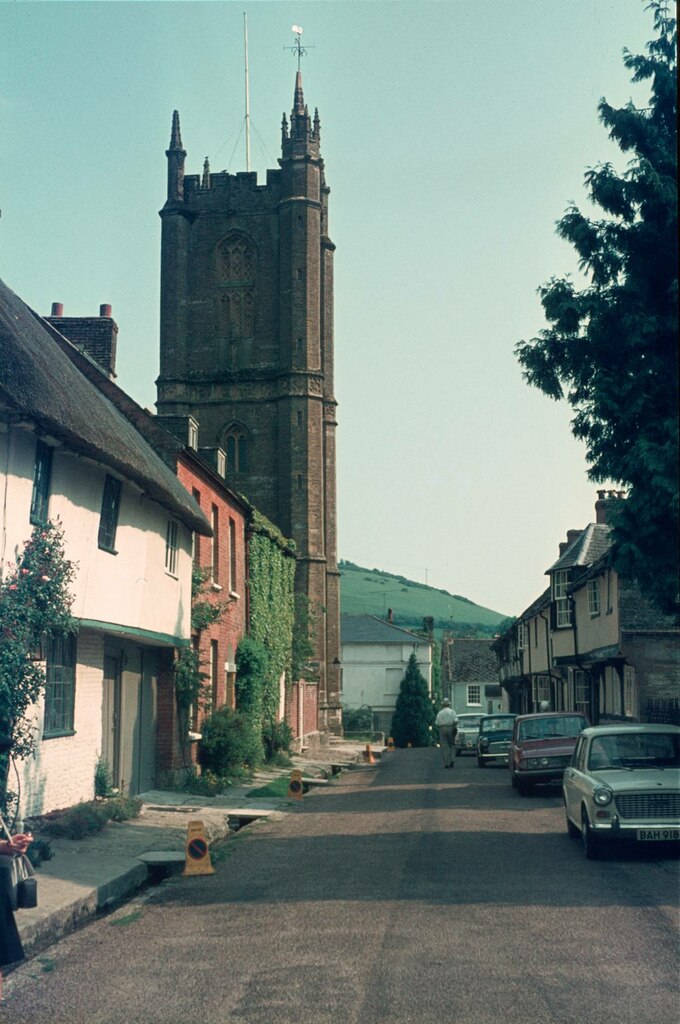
[0,0,654,616]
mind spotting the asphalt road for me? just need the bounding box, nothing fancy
[2,749,678,1024]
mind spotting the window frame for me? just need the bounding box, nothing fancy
[30,440,53,525]
[552,569,572,628]
[517,622,529,651]
[467,684,481,707]
[43,633,77,738]
[165,519,179,577]
[98,474,121,553]
[587,577,601,617]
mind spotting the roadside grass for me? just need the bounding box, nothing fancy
[245,776,292,800]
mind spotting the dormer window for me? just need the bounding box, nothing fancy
[187,417,199,450]
[552,569,572,628]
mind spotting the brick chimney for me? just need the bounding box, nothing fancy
[595,489,625,524]
[46,303,118,378]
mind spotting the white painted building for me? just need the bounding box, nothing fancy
[340,615,433,736]
[0,278,210,814]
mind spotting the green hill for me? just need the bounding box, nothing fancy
[339,560,509,637]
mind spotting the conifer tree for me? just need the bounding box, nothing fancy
[516,1,678,615]
[390,653,434,748]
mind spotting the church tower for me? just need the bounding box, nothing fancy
[157,73,341,733]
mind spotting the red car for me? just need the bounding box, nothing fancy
[509,712,589,796]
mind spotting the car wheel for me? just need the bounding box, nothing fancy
[510,774,518,789]
[477,756,485,768]
[581,808,602,860]
[565,800,580,838]
[455,748,461,758]
[516,780,531,797]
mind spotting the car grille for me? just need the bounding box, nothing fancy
[488,742,510,753]
[615,793,680,819]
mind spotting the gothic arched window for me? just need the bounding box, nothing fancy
[217,234,256,369]
[224,426,248,474]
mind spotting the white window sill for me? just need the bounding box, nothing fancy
[229,590,240,600]
[165,570,179,580]
[211,581,223,592]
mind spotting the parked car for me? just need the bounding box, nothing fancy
[454,713,484,756]
[563,724,680,859]
[509,712,589,795]
[476,713,516,767]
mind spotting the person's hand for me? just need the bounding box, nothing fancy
[0,833,32,856]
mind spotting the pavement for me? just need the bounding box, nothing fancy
[12,740,372,962]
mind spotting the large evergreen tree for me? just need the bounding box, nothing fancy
[390,653,434,748]
[516,1,678,615]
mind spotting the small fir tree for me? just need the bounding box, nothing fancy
[390,653,434,748]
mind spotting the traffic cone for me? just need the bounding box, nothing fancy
[288,769,304,800]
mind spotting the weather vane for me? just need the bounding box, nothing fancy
[285,25,314,71]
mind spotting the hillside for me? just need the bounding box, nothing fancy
[339,561,509,637]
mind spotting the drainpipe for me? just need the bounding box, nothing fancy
[539,610,554,710]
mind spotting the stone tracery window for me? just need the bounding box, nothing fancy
[217,233,256,369]
[224,426,248,474]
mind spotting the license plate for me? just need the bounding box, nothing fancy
[637,828,680,841]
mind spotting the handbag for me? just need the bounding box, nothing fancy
[0,852,37,911]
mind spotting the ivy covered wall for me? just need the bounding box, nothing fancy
[244,510,297,728]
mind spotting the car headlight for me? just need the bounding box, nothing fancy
[593,786,613,806]
[480,738,489,749]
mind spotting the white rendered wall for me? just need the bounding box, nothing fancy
[341,641,432,713]
[1,426,192,640]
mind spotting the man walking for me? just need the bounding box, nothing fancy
[435,698,459,769]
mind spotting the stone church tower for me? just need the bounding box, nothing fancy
[156,73,341,733]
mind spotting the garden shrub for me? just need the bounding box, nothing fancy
[342,705,373,735]
[39,795,142,839]
[262,719,293,762]
[199,706,263,776]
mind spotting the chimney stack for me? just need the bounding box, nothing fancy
[46,303,118,378]
[387,608,393,623]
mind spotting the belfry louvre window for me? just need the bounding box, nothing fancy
[218,234,256,369]
[98,475,121,552]
[226,430,247,474]
[44,634,76,737]
[30,441,52,525]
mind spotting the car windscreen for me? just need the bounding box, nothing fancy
[518,716,586,741]
[481,717,514,732]
[458,716,482,729]
[587,732,680,770]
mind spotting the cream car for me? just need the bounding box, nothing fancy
[563,724,680,859]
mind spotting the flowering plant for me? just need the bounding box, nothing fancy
[0,521,77,807]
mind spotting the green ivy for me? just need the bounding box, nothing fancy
[246,529,295,727]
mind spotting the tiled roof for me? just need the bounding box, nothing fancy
[546,523,611,573]
[0,277,210,535]
[441,637,497,684]
[518,586,551,621]
[340,614,430,645]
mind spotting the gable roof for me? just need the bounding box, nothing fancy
[546,523,610,574]
[340,614,430,646]
[0,277,210,535]
[440,636,497,685]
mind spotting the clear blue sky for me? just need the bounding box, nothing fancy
[0,1,653,616]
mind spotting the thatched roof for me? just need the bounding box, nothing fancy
[0,277,210,535]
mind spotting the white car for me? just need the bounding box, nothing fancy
[563,723,680,859]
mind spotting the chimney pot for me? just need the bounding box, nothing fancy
[387,608,393,623]
[51,302,64,316]
[99,304,112,318]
